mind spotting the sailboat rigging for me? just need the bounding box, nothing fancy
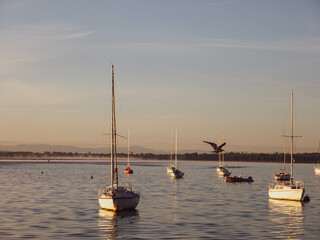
[98,65,140,211]
[274,125,291,181]
[169,128,184,178]
[167,129,175,174]
[124,130,133,174]
[314,141,320,174]
[269,91,307,201]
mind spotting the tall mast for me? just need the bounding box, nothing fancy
[127,130,130,166]
[110,65,114,187]
[111,64,118,188]
[218,140,221,167]
[283,124,286,171]
[290,91,293,182]
[170,129,173,165]
[222,134,225,166]
[175,128,178,168]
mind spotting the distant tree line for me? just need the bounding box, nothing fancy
[134,152,319,163]
[0,151,319,163]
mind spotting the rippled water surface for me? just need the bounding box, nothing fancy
[0,160,319,239]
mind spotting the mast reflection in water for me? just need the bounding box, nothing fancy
[98,210,139,240]
[269,199,306,239]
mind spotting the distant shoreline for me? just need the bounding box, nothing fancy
[1,150,319,163]
[0,157,316,164]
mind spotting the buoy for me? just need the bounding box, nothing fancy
[40,171,43,174]
[90,176,93,179]
[302,195,310,202]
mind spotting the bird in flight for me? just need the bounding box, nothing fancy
[203,141,226,153]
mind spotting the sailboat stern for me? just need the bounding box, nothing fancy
[98,186,140,211]
[268,181,305,201]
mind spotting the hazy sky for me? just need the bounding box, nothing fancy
[1,0,319,153]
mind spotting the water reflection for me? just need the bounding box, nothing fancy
[269,199,305,239]
[98,209,139,240]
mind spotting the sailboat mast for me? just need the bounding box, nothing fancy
[170,129,173,165]
[175,128,178,168]
[128,130,130,166]
[283,124,286,170]
[290,91,293,182]
[110,65,115,187]
[222,134,225,166]
[111,65,118,187]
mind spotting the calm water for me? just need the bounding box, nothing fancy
[0,160,320,239]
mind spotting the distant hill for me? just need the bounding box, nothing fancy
[0,144,157,154]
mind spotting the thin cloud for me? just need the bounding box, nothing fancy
[94,36,320,55]
[0,22,94,40]
[0,80,68,106]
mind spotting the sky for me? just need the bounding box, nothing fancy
[0,0,319,153]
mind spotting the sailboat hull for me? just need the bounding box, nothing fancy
[99,188,140,211]
[167,166,175,174]
[269,186,305,201]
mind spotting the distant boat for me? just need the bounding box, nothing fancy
[269,91,306,201]
[169,129,184,178]
[218,138,231,177]
[314,142,320,174]
[203,140,231,176]
[225,168,253,182]
[226,176,254,183]
[98,65,140,211]
[274,125,291,181]
[124,130,133,174]
[167,129,175,174]
[217,164,231,177]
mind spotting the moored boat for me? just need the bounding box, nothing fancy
[169,128,184,178]
[98,65,140,211]
[274,125,290,181]
[225,176,254,182]
[124,130,133,174]
[268,91,307,202]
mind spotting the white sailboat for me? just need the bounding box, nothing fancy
[98,65,140,211]
[274,125,291,181]
[170,128,184,178]
[167,129,175,174]
[269,91,306,201]
[218,136,231,177]
[124,130,133,174]
[314,142,320,174]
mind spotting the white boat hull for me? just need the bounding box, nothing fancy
[269,183,305,201]
[167,166,175,174]
[314,166,320,174]
[99,195,140,211]
[99,187,140,211]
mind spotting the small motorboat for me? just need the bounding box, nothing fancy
[124,166,133,174]
[225,176,254,182]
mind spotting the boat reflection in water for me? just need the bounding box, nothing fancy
[269,199,305,239]
[98,209,139,240]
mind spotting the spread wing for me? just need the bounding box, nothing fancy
[203,141,218,150]
[217,142,226,150]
